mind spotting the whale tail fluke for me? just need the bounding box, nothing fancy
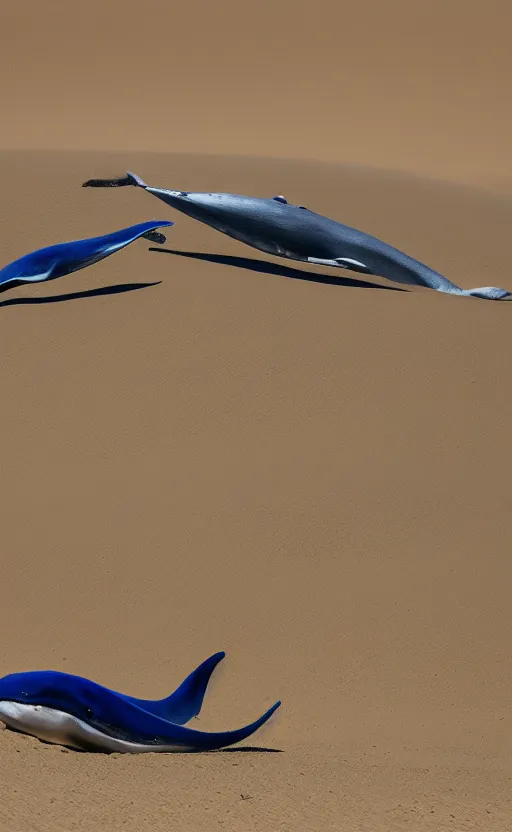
[183,699,282,751]
[463,286,512,300]
[82,171,148,189]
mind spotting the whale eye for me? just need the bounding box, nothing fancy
[85,707,93,718]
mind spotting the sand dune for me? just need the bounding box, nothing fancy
[1,0,512,828]
[0,150,511,829]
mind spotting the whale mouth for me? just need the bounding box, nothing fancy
[0,700,132,745]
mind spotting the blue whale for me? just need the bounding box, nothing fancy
[83,171,511,300]
[0,652,281,753]
[0,220,174,291]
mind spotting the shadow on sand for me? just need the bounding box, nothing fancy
[149,248,406,292]
[217,746,283,753]
[0,281,161,308]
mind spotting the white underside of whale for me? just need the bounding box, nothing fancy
[0,701,196,753]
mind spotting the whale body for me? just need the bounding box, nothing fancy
[0,652,281,753]
[0,220,173,290]
[82,172,511,300]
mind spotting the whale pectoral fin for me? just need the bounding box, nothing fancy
[306,256,371,273]
[120,652,226,724]
[333,257,371,274]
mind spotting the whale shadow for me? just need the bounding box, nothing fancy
[218,745,283,753]
[64,743,283,754]
[0,281,161,308]
[148,248,407,292]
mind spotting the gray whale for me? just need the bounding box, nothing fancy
[82,172,511,300]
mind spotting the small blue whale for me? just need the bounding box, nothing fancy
[0,652,281,753]
[83,172,511,300]
[0,220,174,291]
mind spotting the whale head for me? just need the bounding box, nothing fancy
[0,670,120,750]
[0,670,107,725]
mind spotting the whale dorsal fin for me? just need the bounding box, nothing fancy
[272,195,288,204]
[118,652,226,725]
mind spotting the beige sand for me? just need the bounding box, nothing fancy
[1,2,512,831]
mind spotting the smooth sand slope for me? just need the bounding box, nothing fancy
[0,151,511,830]
[2,0,512,192]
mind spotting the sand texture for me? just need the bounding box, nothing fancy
[1,2,512,830]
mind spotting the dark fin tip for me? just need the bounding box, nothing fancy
[82,175,136,188]
[142,230,167,244]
